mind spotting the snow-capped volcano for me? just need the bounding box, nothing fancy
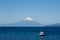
[0,17,45,27]
[25,17,33,21]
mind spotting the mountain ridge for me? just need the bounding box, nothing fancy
[0,20,45,27]
[46,23,60,27]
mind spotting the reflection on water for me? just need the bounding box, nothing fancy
[40,36,49,40]
[40,36,44,40]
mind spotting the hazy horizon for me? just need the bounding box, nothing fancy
[0,0,60,25]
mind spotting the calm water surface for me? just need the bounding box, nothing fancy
[0,27,60,40]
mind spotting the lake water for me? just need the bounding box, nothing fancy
[0,27,60,40]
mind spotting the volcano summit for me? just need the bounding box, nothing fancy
[0,17,44,27]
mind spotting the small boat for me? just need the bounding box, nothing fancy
[39,31,44,36]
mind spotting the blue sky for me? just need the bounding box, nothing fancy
[0,0,60,25]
